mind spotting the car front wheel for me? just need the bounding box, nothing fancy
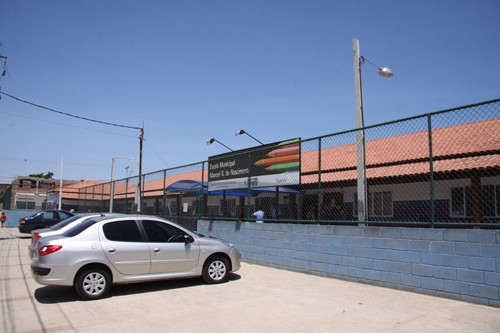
[202,256,229,284]
[75,267,111,300]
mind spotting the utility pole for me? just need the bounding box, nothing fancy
[110,153,116,213]
[135,121,144,213]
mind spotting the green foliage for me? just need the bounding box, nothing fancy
[0,186,9,201]
[28,172,54,179]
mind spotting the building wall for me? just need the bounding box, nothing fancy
[198,220,500,307]
[7,177,58,210]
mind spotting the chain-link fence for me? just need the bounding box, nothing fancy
[73,99,500,228]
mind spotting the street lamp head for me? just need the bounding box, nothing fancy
[235,129,264,145]
[360,55,394,78]
[378,67,393,78]
[206,137,233,151]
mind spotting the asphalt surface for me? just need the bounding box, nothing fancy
[1,227,499,333]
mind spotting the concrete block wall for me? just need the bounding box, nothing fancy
[1,210,34,228]
[198,220,500,307]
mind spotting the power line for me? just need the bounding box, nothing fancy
[144,138,169,167]
[0,91,141,130]
[0,110,136,138]
[1,91,146,212]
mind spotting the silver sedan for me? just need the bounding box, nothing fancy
[31,215,241,300]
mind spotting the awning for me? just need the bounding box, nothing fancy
[165,180,301,196]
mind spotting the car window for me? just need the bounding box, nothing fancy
[63,219,98,237]
[141,220,186,243]
[103,220,142,242]
[43,212,55,219]
[59,212,72,220]
[51,215,83,230]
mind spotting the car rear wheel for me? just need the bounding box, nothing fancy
[75,267,111,300]
[202,256,229,284]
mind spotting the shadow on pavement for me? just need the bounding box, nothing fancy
[17,236,31,239]
[34,273,241,303]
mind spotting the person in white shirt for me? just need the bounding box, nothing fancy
[252,208,264,223]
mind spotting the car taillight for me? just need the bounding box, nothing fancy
[20,219,26,224]
[38,245,62,256]
[34,233,41,241]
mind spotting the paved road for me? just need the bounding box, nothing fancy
[1,227,499,333]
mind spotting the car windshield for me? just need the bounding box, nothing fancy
[50,214,93,230]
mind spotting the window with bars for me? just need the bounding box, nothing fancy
[353,191,393,217]
[16,201,35,209]
[169,201,177,215]
[219,199,236,216]
[191,199,201,215]
[369,191,393,217]
[452,185,500,217]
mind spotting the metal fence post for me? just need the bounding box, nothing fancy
[162,170,167,217]
[317,138,322,223]
[427,114,435,227]
[200,162,205,220]
[246,152,252,221]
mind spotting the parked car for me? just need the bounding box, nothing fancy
[19,210,75,234]
[28,213,123,258]
[31,215,241,300]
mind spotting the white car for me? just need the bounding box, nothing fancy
[31,215,241,300]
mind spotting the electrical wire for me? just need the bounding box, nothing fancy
[144,138,169,167]
[0,110,136,138]
[0,91,141,130]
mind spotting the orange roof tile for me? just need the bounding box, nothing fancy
[301,118,499,184]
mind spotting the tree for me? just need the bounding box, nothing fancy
[0,186,9,203]
[29,172,54,179]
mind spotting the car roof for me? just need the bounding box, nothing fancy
[85,214,166,223]
[73,212,126,217]
[58,214,170,238]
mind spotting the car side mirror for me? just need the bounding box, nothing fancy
[184,235,195,243]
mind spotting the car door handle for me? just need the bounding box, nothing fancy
[108,248,116,253]
[153,248,160,253]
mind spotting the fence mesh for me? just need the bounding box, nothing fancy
[74,99,500,228]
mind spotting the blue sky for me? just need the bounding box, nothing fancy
[1,0,499,182]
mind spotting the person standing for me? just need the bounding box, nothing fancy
[252,208,264,223]
[1,212,6,227]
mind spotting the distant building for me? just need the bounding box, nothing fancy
[3,177,81,210]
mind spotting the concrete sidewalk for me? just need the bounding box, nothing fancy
[1,227,499,333]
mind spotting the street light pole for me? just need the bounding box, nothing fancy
[125,166,133,214]
[353,37,393,223]
[353,38,368,223]
[110,153,116,213]
[110,154,134,213]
